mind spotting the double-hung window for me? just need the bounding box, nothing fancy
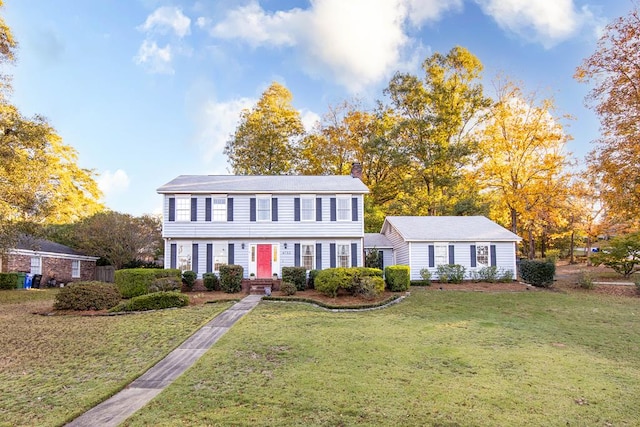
[30,257,42,275]
[214,244,228,271]
[476,244,489,267]
[434,244,448,266]
[175,197,191,221]
[337,244,350,268]
[257,197,271,221]
[212,197,226,221]
[301,243,315,270]
[301,196,315,221]
[337,197,350,221]
[71,260,81,278]
[176,242,192,271]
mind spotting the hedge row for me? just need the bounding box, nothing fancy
[315,267,384,297]
[110,291,189,312]
[54,282,122,311]
[519,259,555,287]
[114,268,181,298]
[0,272,19,290]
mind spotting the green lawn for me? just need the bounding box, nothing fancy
[124,289,640,427]
[0,290,234,427]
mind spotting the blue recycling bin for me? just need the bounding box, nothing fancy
[24,274,33,289]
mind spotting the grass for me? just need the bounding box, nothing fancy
[123,289,640,426]
[0,290,234,427]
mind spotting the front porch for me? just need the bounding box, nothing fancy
[241,278,282,295]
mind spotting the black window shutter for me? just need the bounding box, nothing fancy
[428,245,435,268]
[294,198,300,221]
[330,243,336,268]
[228,243,235,265]
[316,243,322,270]
[330,198,336,221]
[352,198,358,221]
[351,243,358,267]
[206,244,213,272]
[490,245,497,267]
[227,198,234,221]
[192,244,199,273]
[250,198,256,222]
[294,243,301,267]
[470,245,477,267]
[378,250,384,270]
[168,198,175,222]
[449,245,455,264]
[170,243,177,269]
[191,198,197,222]
[316,198,322,221]
[272,198,278,221]
[205,198,212,221]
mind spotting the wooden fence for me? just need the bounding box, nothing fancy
[95,266,115,283]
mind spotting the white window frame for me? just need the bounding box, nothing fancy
[337,196,351,221]
[214,243,228,272]
[336,243,350,268]
[257,196,271,222]
[301,195,315,222]
[212,197,227,222]
[476,243,490,267]
[434,244,449,267]
[175,197,191,222]
[30,256,42,275]
[301,241,315,271]
[71,260,81,278]
[176,241,192,272]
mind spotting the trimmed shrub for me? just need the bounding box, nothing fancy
[280,281,297,296]
[419,268,432,285]
[436,264,466,284]
[519,259,555,287]
[109,291,189,312]
[282,266,307,291]
[471,266,499,283]
[219,264,243,293]
[149,277,181,293]
[307,269,319,289]
[203,273,220,291]
[115,268,181,298]
[354,276,385,300]
[182,270,197,291]
[385,265,410,292]
[54,282,122,311]
[410,280,431,286]
[315,268,350,297]
[0,272,19,290]
[498,269,514,282]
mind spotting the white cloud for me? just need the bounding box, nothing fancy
[405,0,463,26]
[473,0,596,48]
[193,96,257,172]
[138,6,191,38]
[301,109,321,133]
[134,40,174,74]
[98,169,130,197]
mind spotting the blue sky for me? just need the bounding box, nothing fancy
[3,0,633,216]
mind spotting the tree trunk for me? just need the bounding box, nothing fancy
[510,209,517,234]
[528,227,535,259]
[569,230,575,264]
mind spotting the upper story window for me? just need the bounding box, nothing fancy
[337,197,350,221]
[257,197,271,221]
[301,196,315,221]
[212,197,227,221]
[175,197,191,221]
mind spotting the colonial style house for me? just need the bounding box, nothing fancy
[365,216,522,281]
[157,166,369,279]
[0,235,98,285]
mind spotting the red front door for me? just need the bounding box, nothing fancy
[257,244,272,278]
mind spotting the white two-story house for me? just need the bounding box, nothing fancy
[157,169,369,279]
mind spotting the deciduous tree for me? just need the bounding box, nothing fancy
[225,82,304,175]
[575,5,640,220]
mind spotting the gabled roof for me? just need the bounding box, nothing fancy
[382,216,521,242]
[157,175,369,194]
[364,233,394,248]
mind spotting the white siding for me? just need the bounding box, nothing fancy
[383,224,409,266]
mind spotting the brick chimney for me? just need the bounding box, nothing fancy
[350,162,363,179]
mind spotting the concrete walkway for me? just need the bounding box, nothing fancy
[66,295,263,427]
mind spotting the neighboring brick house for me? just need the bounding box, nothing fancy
[157,165,369,279]
[0,236,98,285]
